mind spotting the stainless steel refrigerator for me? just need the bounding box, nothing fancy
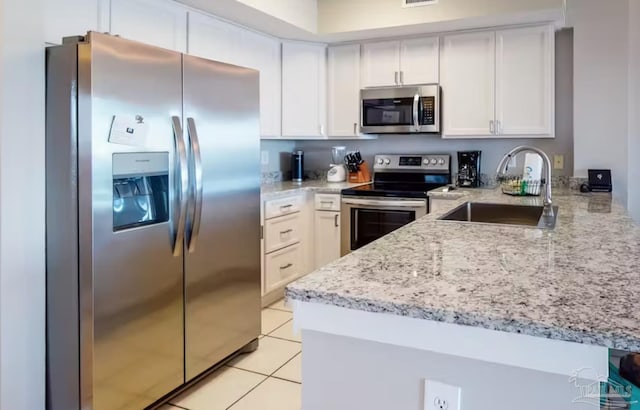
[46,32,261,410]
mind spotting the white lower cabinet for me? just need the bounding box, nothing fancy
[314,211,341,269]
[313,194,341,270]
[264,243,303,294]
[262,193,313,305]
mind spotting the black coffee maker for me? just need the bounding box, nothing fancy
[457,151,481,188]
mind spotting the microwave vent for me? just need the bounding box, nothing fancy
[402,0,438,7]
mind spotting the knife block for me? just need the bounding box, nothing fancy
[348,161,371,183]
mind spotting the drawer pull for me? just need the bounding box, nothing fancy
[280,204,293,211]
[280,263,293,270]
[320,201,333,205]
[280,229,293,235]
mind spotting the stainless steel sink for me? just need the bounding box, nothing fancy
[438,202,559,229]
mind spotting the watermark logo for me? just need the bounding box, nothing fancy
[569,367,636,407]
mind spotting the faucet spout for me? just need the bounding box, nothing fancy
[496,146,554,217]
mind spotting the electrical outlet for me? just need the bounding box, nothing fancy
[424,380,461,410]
[554,154,564,170]
[261,150,269,166]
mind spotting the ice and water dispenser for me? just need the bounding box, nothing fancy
[112,152,170,231]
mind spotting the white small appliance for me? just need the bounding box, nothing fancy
[327,146,347,182]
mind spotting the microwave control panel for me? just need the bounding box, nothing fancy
[420,96,435,125]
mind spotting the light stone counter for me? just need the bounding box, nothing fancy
[287,187,640,351]
[261,180,368,200]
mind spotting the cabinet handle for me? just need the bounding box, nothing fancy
[334,214,339,227]
[280,263,293,270]
[319,124,324,135]
[489,120,495,134]
[400,71,404,84]
[496,120,502,135]
[394,71,398,85]
[280,204,293,211]
[280,229,293,235]
[320,201,333,206]
[353,122,358,135]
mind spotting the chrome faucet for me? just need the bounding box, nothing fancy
[496,146,554,217]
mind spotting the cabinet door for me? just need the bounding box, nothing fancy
[496,25,554,136]
[187,12,243,64]
[242,30,282,138]
[328,44,361,137]
[314,211,341,269]
[282,42,327,137]
[399,37,439,85]
[110,0,187,52]
[45,0,101,44]
[441,31,496,137]
[361,41,400,87]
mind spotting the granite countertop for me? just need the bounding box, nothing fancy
[287,187,640,351]
[261,180,368,200]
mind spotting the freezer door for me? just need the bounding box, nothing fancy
[182,55,261,380]
[83,33,185,410]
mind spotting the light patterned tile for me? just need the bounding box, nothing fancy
[269,320,301,342]
[261,308,292,335]
[172,366,266,410]
[227,336,300,375]
[272,353,301,383]
[228,377,301,410]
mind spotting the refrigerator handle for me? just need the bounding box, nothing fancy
[186,117,203,253]
[172,116,188,256]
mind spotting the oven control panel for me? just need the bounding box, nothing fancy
[373,154,450,171]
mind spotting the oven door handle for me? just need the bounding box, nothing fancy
[342,198,426,208]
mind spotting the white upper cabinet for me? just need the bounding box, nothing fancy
[400,37,439,85]
[328,44,361,137]
[495,25,554,136]
[188,13,282,137]
[110,0,187,52]
[45,0,102,44]
[362,36,439,87]
[241,30,282,138]
[187,12,242,64]
[362,41,400,87]
[441,31,496,137]
[282,42,327,138]
[442,25,555,139]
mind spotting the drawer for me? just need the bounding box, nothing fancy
[315,194,340,211]
[265,194,303,219]
[264,212,302,253]
[264,243,302,293]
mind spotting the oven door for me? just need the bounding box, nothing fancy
[341,197,427,255]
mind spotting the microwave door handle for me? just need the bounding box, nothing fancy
[413,94,420,131]
[171,116,188,257]
[186,117,204,253]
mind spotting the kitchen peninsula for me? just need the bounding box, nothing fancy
[286,187,640,410]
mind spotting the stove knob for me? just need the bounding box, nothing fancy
[438,158,446,165]
[376,158,384,165]
[430,158,438,165]
[423,158,430,165]
[383,158,391,165]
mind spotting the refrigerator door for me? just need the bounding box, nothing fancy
[182,55,261,380]
[83,33,185,410]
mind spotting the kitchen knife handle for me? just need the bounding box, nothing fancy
[186,117,204,253]
[171,116,188,257]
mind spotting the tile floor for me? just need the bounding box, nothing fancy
[161,299,300,410]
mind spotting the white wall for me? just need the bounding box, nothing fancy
[629,0,640,221]
[568,0,630,205]
[318,0,562,34]
[0,0,46,409]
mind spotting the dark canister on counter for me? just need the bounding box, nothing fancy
[291,150,304,182]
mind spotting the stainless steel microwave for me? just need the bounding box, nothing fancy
[360,84,440,134]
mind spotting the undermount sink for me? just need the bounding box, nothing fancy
[438,202,559,229]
